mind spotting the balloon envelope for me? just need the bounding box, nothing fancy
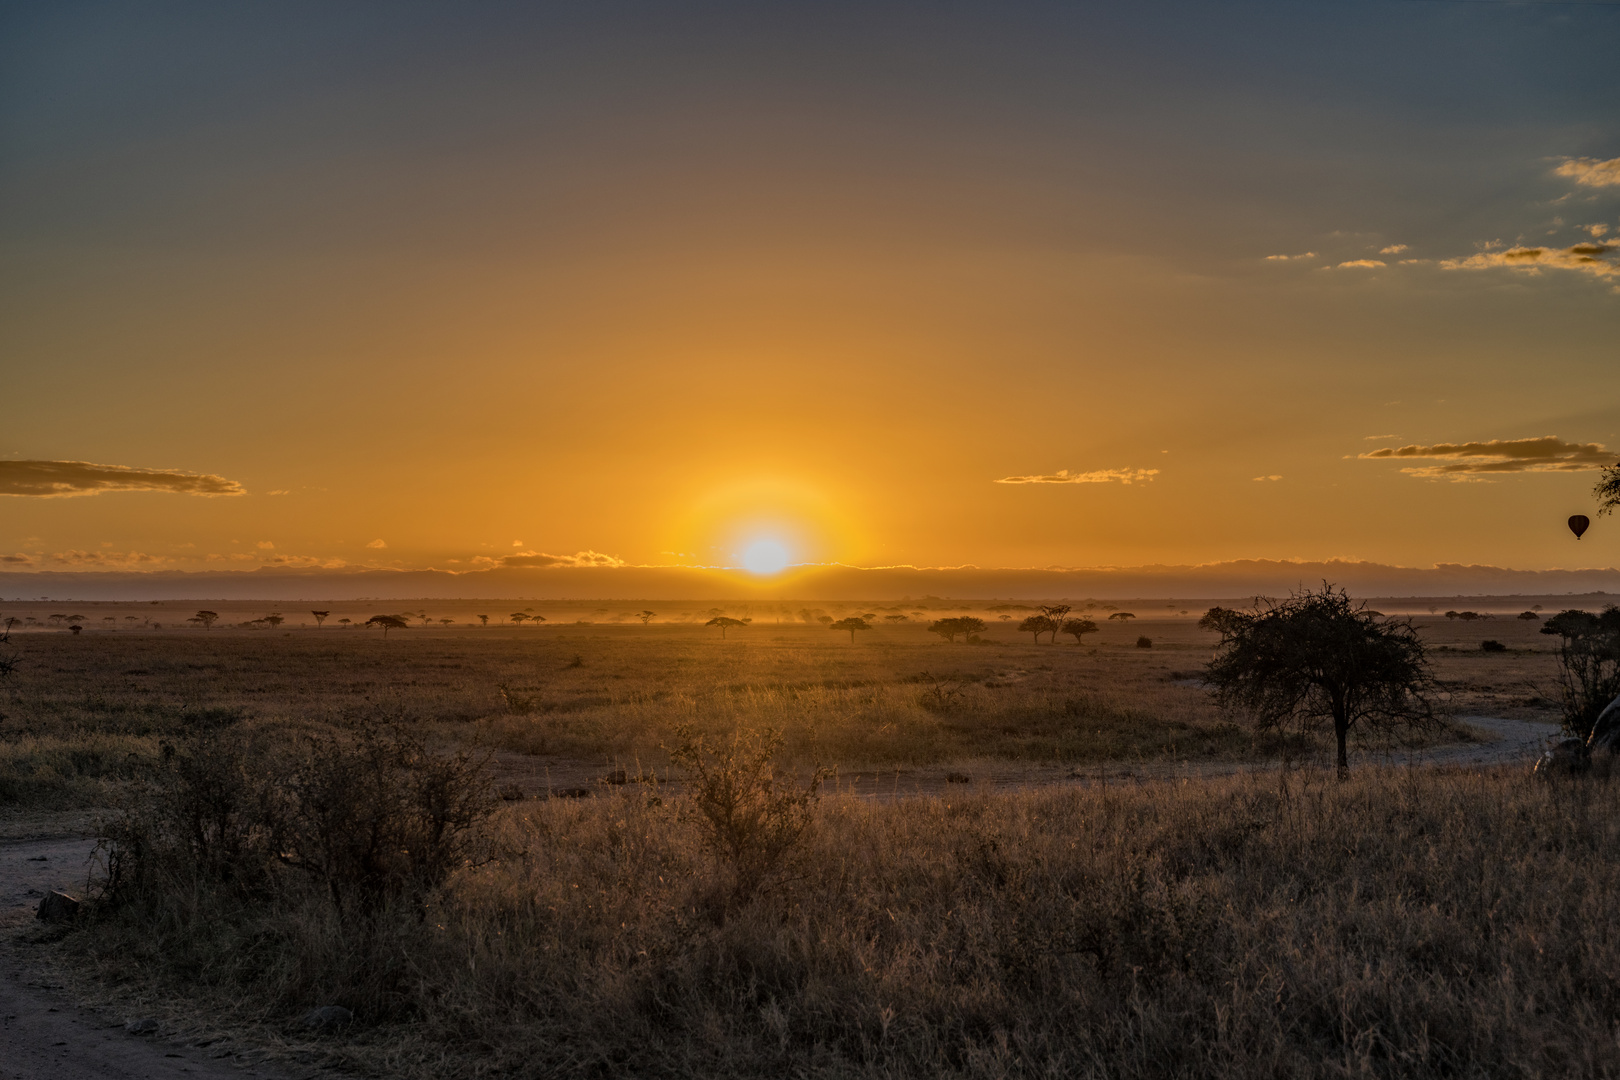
[1570,515,1591,539]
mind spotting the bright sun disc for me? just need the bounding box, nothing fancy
[741,539,791,575]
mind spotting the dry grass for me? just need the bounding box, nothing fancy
[0,614,1535,807]
[63,763,1620,1079]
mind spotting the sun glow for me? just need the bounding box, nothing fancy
[741,538,792,575]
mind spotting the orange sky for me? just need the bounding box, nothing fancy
[3,2,1617,586]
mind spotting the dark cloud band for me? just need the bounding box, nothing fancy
[0,460,245,498]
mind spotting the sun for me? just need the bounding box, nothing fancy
[740,538,792,575]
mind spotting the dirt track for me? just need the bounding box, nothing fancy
[0,714,1564,1079]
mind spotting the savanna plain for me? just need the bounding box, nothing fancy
[3,601,1616,1079]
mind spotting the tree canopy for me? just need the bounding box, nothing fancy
[1017,615,1055,643]
[829,617,870,642]
[928,616,985,643]
[1540,607,1620,742]
[366,614,409,637]
[1595,461,1620,517]
[1203,584,1438,774]
[706,616,748,639]
[1061,617,1098,645]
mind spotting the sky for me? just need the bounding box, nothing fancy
[3,0,1618,594]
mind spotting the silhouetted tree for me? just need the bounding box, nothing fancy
[829,617,870,642]
[69,624,82,635]
[1061,617,1099,645]
[1107,612,1135,623]
[707,616,748,639]
[263,614,284,629]
[477,614,488,627]
[192,611,218,630]
[338,618,351,628]
[509,613,527,627]
[1040,605,1071,640]
[528,614,546,627]
[1596,461,1620,517]
[1203,585,1438,775]
[366,614,409,638]
[1540,608,1620,742]
[928,616,985,643]
[1018,615,1055,644]
[884,614,908,623]
[639,610,656,625]
[311,610,330,628]
[1518,611,1541,621]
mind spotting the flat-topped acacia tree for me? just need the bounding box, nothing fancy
[366,614,409,638]
[311,610,330,628]
[706,616,748,639]
[829,617,869,642]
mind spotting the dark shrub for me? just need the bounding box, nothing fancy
[1136,636,1152,649]
[1481,640,1507,653]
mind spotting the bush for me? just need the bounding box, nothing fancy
[667,725,826,907]
[100,720,492,919]
[1136,636,1152,649]
[1481,640,1507,653]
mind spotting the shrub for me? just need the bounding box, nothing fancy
[1481,640,1507,653]
[667,725,826,906]
[1136,636,1152,649]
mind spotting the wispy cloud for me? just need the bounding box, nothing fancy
[1360,436,1615,480]
[1252,475,1282,482]
[264,554,348,568]
[1441,241,1618,280]
[1,553,33,565]
[0,460,245,498]
[479,549,627,568]
[365,538,388,549]
[1380,244,1408,255]
[1556,156,1620,188]
[1333,259,1386,270]
[995,468,1160,485]
[1264,252,1316,261]
[49,549,167,567]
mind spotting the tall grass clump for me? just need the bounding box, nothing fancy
[67,761,1620,1078]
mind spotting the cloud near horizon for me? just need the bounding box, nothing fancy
[0,460,245,498]
[995,468,1160,485]
[474,549,627,569]
[49,549,167,567]
[1360,436,1615,480]
[1555,156,1620,188]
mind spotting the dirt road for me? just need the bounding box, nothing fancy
[0,833,300,1080]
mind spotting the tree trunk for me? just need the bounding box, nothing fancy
[1335,719,1349,777]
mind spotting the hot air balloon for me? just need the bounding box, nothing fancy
[1569,515,1591,540]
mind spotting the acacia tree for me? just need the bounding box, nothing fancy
[509,613,527,627]
[1202,584,1438,775]
[1018,615,1054,644]
[263,614,284,629]
[829,616,870,642]
[1539,607,1620,743]
[928,616,985,643]
[1061,617,1099,645]
[366,614,409,638]
[1107,612,1136,623]
[639,610,656,625]
[707,616,748,639]
[1595,461,1620,517]
[311,610,330,628]
[193,610,218,630]
[1039,605,1071,641]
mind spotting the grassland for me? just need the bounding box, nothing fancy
[0,602,1594,1078]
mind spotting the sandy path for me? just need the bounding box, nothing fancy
[0,833,300,1080]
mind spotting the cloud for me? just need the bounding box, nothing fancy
[1,553,32,564]
[1363,434,1399,440]
[1252,475,1283,482]
[1380,244,1409,254]
[365,538,388,549]
[49,549,167,567]
[265,489,290,496]
[1584,224,1611,238]
[1360,436,1615,480]
[1440,241,1618,280]
[0,460,245,498]
[256,540,275,549]
[498,549,626,568]
[1556,156,1620,188]
[1264,252,1316,261]
[1334,259,1386,269]
[264,554,348,568]
[995,468,1160,485]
